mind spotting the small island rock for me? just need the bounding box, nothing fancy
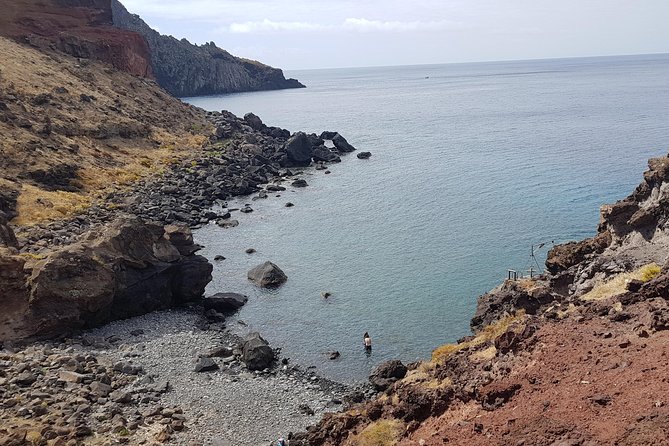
[247,261,287,287]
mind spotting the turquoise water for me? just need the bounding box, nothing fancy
[184,55,669,382]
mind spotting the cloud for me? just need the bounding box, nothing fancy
[226,18,462,34]
[229,19,327,33]
[343,18,461,32]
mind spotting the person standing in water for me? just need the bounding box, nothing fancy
[363,332,372,352]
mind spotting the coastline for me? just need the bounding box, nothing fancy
[0,109,375,444]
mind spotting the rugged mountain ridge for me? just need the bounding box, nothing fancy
[295,154,669,446]
[110,0,305,97]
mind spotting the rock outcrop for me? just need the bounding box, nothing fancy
[0,216,212,342]
[110,0,305,97]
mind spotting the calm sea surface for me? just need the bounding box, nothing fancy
[184,55,669,382]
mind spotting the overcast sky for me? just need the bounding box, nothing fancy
[121,0,669,70]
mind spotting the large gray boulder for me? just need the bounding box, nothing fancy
[312,145,341,163]
[242,332,275,370]
[283,132,313,166]
[247,261,287,287]
[369,360,408,391]
[203,293,248,313]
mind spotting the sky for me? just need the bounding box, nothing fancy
[121,0,669,70]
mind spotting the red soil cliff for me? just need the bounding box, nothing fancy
[0,0,153,78]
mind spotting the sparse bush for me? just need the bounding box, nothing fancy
[581,263,661,301]
[355,419,404,446]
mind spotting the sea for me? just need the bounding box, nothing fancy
[183,54,669,383]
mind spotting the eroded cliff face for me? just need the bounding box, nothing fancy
[0,216,212,343]
[110,0,305,97]
[0,0,153,78]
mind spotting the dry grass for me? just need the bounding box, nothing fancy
[0,37,212,226]
[13,184,92,225]
[354,419,404,446]
[470,345,498,362]
[432,311,526,363]
[580,263,661,301]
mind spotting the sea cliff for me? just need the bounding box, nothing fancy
[110,0,305,97]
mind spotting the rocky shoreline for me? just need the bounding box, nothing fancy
[1,106,376,445]
[14,111,361,253]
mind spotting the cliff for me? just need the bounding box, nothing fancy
[0,0,153,78]
[110,0,305,97]
[296,155,669,446]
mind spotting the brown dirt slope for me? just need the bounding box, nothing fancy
[0,36,210,226]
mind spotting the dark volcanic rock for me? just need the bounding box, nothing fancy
[283,132,313,167]
[247,261,287,287]
[202,293,248,313]
[331,133,356,153]
[312,146,341,163]
[369,360,408,391]
[357,151,372,159]
[292,179,308,188]
[242,332,275,371]
[0,212,18,249]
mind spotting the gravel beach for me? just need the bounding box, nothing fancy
[78,309,353,445]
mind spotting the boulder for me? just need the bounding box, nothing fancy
[202,293,248,313]
[292,179,308,188]
[247,261,287,287]
[243,113,264,131]
[242,332,275,370]
[283,132,313,166]
[357,152,372,159]
[193,357,219,373]
[369,360,408,390]
[332,133,356,153]
[312,146,342,163]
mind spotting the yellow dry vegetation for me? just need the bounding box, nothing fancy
[14,184,92,225]
[431,310,526,363]
[470,345,498,362]
[0,36,213,226]
[354,419,405,446]
[580,263,661,301]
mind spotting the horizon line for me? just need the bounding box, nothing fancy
[283,51,669,72]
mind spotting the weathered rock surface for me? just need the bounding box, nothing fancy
[110,0,304,97]
[368,360,408,391]
[241,332,275,371]
[0,0,153,78]
[0,216,212,342]
[247,261,288,288]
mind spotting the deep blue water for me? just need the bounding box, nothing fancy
[184,55,669,382]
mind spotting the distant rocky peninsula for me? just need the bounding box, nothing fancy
[0,0,304,98]
[110,0,305,97]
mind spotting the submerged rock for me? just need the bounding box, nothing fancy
[247,261,287,287]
